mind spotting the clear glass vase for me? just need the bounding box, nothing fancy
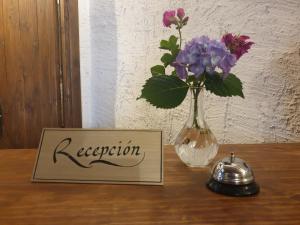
[174,87,219,167]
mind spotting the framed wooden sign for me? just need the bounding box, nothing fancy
[32,128,163,185]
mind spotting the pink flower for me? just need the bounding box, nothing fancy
[221,33,254,60]
[163,10,176,27]
[177,8,185,20]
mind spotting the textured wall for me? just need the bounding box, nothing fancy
[78,0,117,128]
[79,0,300,144]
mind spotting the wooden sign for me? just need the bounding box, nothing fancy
[32,128,163,185]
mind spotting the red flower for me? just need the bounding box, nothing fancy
[163,10,177,27]
[177,8,185,20]
[222,33,254,60]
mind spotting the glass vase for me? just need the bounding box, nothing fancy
[174,87,219,167]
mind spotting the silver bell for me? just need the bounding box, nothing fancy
[207,152,260,196]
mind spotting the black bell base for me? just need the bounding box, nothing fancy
[207,178,260,197]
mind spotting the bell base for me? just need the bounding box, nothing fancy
[207,178,260,197]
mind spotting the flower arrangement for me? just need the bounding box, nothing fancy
[138,8,254,109]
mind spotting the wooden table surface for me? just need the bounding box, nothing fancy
[0,144,300,225]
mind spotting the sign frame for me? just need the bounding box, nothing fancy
[32,128,163,185]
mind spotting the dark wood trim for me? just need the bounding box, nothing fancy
[58,0,82,128]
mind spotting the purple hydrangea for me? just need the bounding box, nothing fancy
[173,36,236,79]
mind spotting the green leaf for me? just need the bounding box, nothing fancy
[159,35,180,67]
[169,35,178,47]
[204,73,244,98]
[137,75,189,109]
[171,70,177,76]
[160,40,170,50]
[223,74,245,98]
[169,35,179,56]
[186,76,197,83]
[160,35,179,54]
[161,53,175,67]
[171,48,180,56]
[151,65,165,76]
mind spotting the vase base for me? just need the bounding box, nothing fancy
[175,143,218,167]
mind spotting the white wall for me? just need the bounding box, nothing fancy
[79,0,300,144]
[79,0,117,128]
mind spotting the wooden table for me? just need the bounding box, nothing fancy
[0,144,300,225]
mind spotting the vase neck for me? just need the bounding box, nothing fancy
[187,87,207,129]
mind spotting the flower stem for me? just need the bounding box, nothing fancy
[192,86,201,129]
[178,27,182,49]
